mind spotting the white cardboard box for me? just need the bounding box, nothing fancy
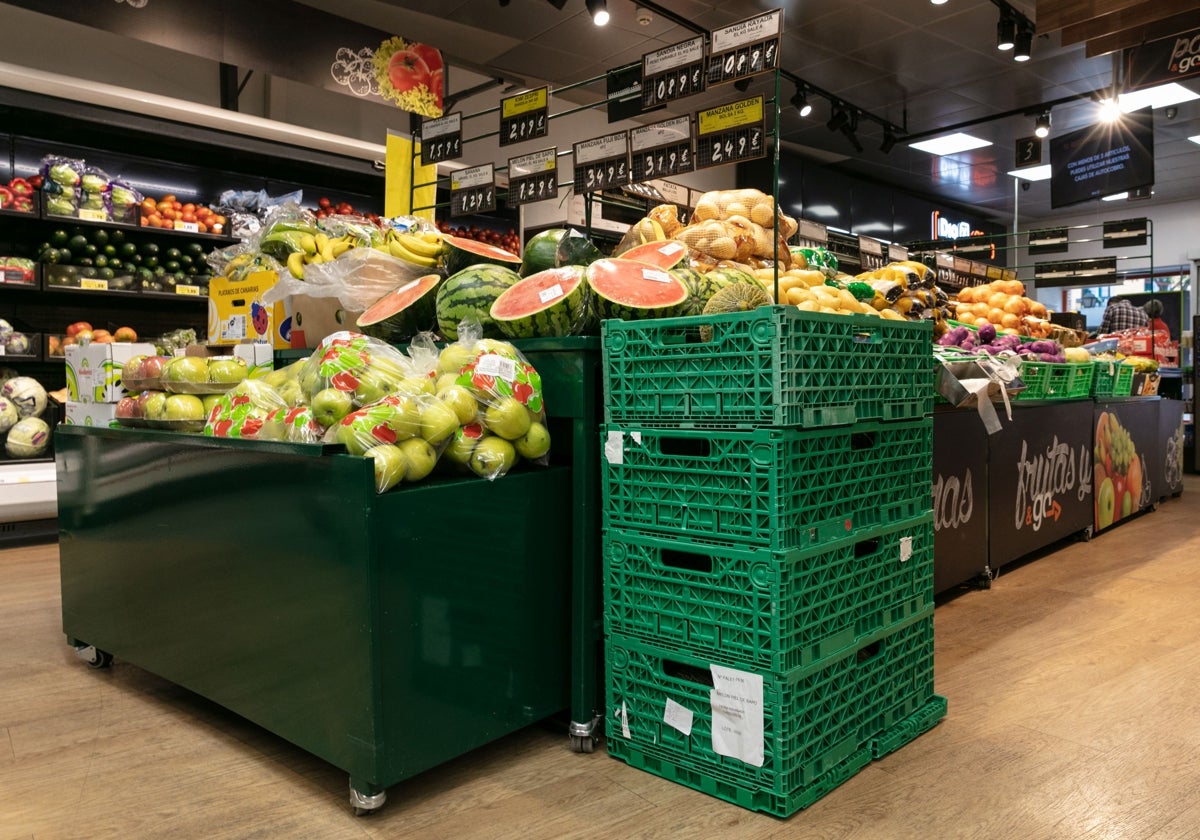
[64,401,120,429]
[64,342,156,403]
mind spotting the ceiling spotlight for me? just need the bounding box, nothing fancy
[930,0,948,4]
[791,89,812,118]
[841,111,864,153]
[827,104,849,132]
[1034,112,1051,138]
[1013,22,1033,61]
[586,0,609,26]
[996,13,1015,51]
[880,128,897,154]
[1099,96,1122,122]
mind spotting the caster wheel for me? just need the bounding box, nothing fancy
[74,645,113,669]
[570,734,597,754]
[1080,526,1093,542]
[349,783,386,816]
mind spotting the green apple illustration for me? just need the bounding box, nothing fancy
[1120,489,1134,518]
[1097,476,1115,529]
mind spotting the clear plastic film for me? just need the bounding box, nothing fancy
[204,379,290,439]
[40,155,84,216]
[555,228,605,268]
[296,331,425,424]
[261,246,433,314]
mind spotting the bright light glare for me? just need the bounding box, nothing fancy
[1189,135,1200,145]
[1119,83,1199,112]
[1098,98,1122,122]
[1101,192,1128,201]
[909,133,992,155]
[1008,165,1051,181]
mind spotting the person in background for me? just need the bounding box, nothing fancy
[1100,296,1149,333]
[1143,298,1171,337]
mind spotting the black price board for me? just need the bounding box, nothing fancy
[933,410,990,594]
[988,401,1094,568]
[695,96,765,170]
[1092,398,1164,532]
[630,116,694,182]
[449,163,496,217]
[707,10,782,86]
[421,112,463,163]
[858,235,886,272]
[573,131,629,193]
[1034,257,1117,287]
[499,87,548,148]
[642,36,706,108]
[507,147,558,207]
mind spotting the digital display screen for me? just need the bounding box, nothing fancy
[1050,109,1154,209]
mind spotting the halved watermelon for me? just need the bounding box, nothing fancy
[585,258,689,322]
[491,266,592,339]
[618,239,689,271]
[441,234,522,276]
[356,274,442,343]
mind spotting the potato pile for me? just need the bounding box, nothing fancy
[953,280,1052,337]
[752,267,907,320]
[676,189,798,271]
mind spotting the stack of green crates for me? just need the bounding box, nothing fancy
[599,305,946,817]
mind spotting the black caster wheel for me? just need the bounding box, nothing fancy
[570,734,598,754]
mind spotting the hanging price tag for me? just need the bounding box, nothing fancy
[707,10,782,86]
[695,96,765,170]
[630,116,694,182]
[499,87,549,147]
[507,147,558,207]
[642,36,707,108]
[450,163,497,217]
[573,131,630,193]
[422,112,463,163]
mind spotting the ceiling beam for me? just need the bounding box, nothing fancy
[1060,1,1198,47]
[1085,10,1200,57]
[1037,0,1148,33]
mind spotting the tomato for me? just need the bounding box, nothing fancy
[141,198,157,214]
[318,197,331,209]
[161,194,176,204]
[181,212,196,223]
[160,207,177,221]
[147,213,162,227]
[410,43,443,74]
[387,49,431,94]
[182,203,196,214]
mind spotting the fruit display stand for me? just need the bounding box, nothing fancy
[932,407,989,593]
[55,424,573,813]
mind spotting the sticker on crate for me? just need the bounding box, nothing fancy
[710,664,764,767]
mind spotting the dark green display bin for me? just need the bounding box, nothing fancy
[55,424,573,811]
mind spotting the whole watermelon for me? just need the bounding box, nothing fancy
[436,263,523,340]
[673,267,735,317]
[519,228,567,277]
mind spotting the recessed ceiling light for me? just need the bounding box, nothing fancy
[1101,192,1128,201]
[909,133,992,156]
[1119,82,1199,112]
[1008,165,1051,181]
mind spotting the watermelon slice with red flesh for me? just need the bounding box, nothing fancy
[618,239,689,270]
[585,258,689,322]
[441,234,522,276]
[490,266,593,339]
[356,274,442,343]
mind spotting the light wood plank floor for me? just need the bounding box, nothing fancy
[3,477,1200,839]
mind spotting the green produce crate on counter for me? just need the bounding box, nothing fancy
[601,420,932,552]
[603,516,934,675]
[1014,360,1094,401]
[606,617,944,818]
[1090,359,1134,398]
[55,425,573,810]
[602,306,933,430]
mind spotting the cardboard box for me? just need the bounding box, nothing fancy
[64,401,120,429]
[182,342,275,379]
[207,270,292,349]
[1132,372,1161,396]
[288,294,364,349]
[65,342,156,403]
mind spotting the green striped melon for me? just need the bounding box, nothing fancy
[673,267,733,317]
[585,258,689,322]
[519,228,566,277]
[436,263,523,340]
[490,266,592,339]
[356,274,442,343]
[441,234,522,277]
[705,267,757,287]
[618,239,689,270]
[556,231,605,268]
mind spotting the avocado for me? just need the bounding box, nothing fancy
[109,229,125,245]
[143,256,158,269]
[98,267,115,280]
[68,234,88,253]
[94,255,108,269]
[164,260,181,273]
[142,242,159,256]
[50,229,69,247]
[120,243,137,258]
[104,244,117,258]
[91,229,109,247]
[165,247,182,261]
[84,244,97,257]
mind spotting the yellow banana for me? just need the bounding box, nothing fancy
[299,234,317,256]
[287,251,306,280]
[397,233,442,258]
[387,239,438,267]
[309,253,325,265]
[314,233,333,262]
[331,241,353,258]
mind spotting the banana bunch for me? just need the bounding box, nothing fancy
[379,228,443,269]
[224,252,283,282]
[285,232,357,280]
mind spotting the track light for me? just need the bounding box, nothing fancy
[1013,22,1033,61]
[996,13,1015,51]
[1034,112,1051,138]
[827,104,848,132]
[791,89,812,118]
[880,128,897,154]
[586,0,609,26]
[840,111,863,153]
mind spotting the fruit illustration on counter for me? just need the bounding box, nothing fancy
[1094,411,1143,529]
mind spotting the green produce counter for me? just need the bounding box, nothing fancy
[56,424,572,812]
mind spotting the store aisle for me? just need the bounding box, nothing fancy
[2,477,1199,840]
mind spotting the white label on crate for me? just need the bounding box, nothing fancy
[899,536,913,563]
[642,268,672,283]
[658,242,685,256]
[709,664,764,767]
[603,430,624,465]
[620,701,631,738]
[538,283,565,304]
[631,431,642,444]
[475,354,517,382]
[663,698,694,737]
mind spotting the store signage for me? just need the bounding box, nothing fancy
[506,148,557,207]
[695,96,766,170]
[708,11,782,86]
[857,236,886,271]
[1028,226,1069,255]
[1102,217,1149,249]
[630,116,694,182]
[931,211,985,240]
[1125,25,1200,90]
[1034,257,1118,287]
[1014,436,1092,533]
[421,113,463,164]
[573,131,630,193]
[642,37,707,109]
[499,88,549,148]
[1014,136,1043,169]
[933,467,975,533]
[449,163,496,217]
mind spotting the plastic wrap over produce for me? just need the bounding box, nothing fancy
[261,246,432,314]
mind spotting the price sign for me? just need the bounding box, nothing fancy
[176,284,201,296]
[507,147,558,207]
[78,208,108,222]
[797,219,829,247]
[450,163,497,217]
[499,87,549,147]
[174,220,200,233]
[858,235,886,272]
[888,243,910,262]
[707,10,782,86]
[642,37,706,108]
[935,253,957,289]
[649,179,690,207]
[630,116,694,182]
[422,112,463,163]
[695,96,765,170]
[80,277,109,291]
[573,131,630,193]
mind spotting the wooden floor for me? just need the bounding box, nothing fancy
[3,478,1200,839]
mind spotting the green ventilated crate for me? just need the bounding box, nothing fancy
[605,617,943,818]
[1014,360,1094,400]
[1090,359,1134,397]
[601,420,931,551]
[603,516,933,674]
[602,306,933,429]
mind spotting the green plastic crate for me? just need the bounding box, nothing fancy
[601,420,932,551]
[1015,361,1094,400]
[605,617,940,817]
[603,516,933,674]
[1090,359,1134,397]
[602,306,933,429]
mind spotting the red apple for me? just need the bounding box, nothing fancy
[140,356,168,380]
[67,321,93,337]
[113,326,138,342]
[115,397,138,419]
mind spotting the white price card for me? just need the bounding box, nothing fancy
[642,268,672,283]
[620,701,631,738]
[710,663,764,767]
[658,242,685,256]
[663,698,694,737]
[538,283,564,303]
